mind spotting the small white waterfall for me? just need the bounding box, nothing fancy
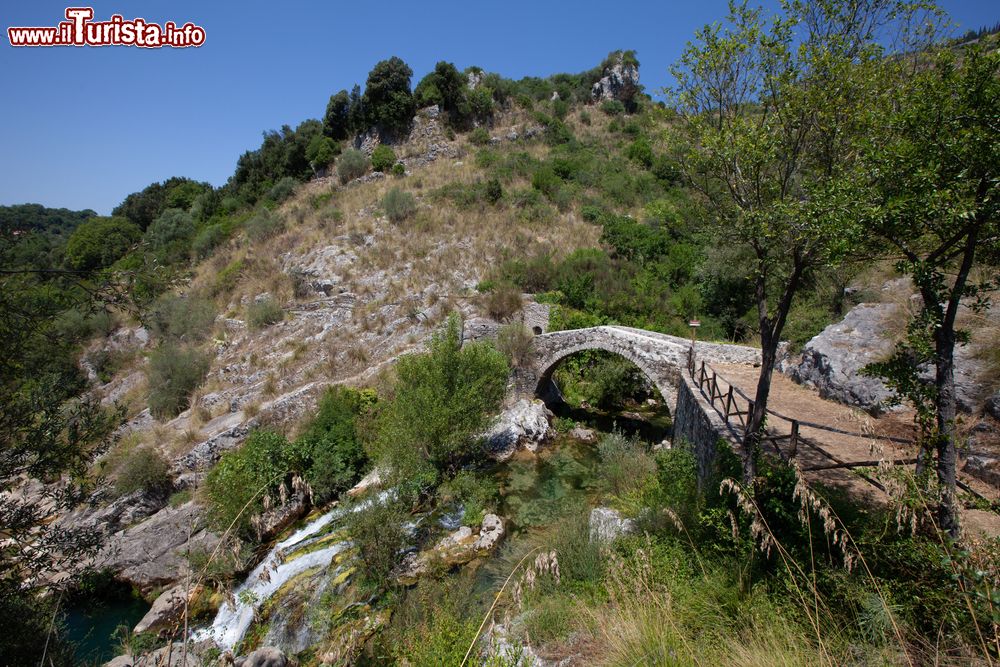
[198,491,393,651]
[198,506,347,650]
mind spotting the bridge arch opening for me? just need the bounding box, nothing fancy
[535,349,672,442]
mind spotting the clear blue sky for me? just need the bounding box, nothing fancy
[1,1,995,215]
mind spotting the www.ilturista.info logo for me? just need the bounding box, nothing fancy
[8,7,205,48]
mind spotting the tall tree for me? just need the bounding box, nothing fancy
[859,46,1000,537]
[671,0,935,483]
[362,56,415,137]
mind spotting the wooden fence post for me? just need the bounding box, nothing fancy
[789,420,799,460]
[724,385,734,421]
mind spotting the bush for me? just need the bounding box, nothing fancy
[246,297,283,329]
[205,430,291,539]
[245,209,283,242]
[383,188,417,222]
[267,176,298,203]
[114,447,171,496]
[337,149,370,184]
[371,314,508,482]
[289,386,370,503]
[192,224,226,259]
[626,138,654,169]
[371,144,397,172]
[64,216,141,271]
[147,344,211,419]
[306,134,340,169]
[146,208,196,262]
[345,496,409,587]
[497,322,534,368]
[598,430,657,498]
[484,178,503,204]
[469,127,490,145]
[391,162,406,177]
[601,99,626,116]
[148,294,216,343]
[481,283,523,321]
[437,471,497,527]
[580,110,592,125]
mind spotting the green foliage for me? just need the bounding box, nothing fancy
[391,162,406,177]
[625,137,654,168]
[192,223,227,259]
[601,99,625,116]
[306,134,340,170]
[363,56,416,136]
[484,178,502,204]
[244,208,283,242]
[113,447,171,497]
[145,208,195,263]
[371,314,508,485]
[246,297,283,329]
[205,430,290,538]
[64,216,141,272]
[146,344,211,419]
[323,89,354,141]
[438,471,498,526]
[267,176,298,203]
[345,495,408,588]
[383,187,417,222]
[371,144,397,172]
[113,177,212,230]
[597,430,657,498]
[289,386,370,503]
[469,127,490,145]
[496,322,534,368]
[226,120,319,206]
[148,294,216,343]
[337,149,370,184]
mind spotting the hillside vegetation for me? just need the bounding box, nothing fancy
[1,4,999,666]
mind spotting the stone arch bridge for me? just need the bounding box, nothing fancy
[513,325,762,408]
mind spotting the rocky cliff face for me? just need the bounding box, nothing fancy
[591,53,640,103]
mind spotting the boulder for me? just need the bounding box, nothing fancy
[134,584,202,635]
[96,501,219,592]
[987,392,1000,421]
[347,467,385,498]
[251,493,307,542]
[473,513,505,552]
[785,303,899,414]
[483,399,553,461]
[569,426,597,442]
[235,647,288,667]
[591,53,640,103]
[589,507,635,543]
[463,317,501,343]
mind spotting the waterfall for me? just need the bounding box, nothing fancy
[197,506,348,650]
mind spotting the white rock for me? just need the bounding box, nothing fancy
[589,507,635,543]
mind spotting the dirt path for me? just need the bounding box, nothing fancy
[706,363,1000,538]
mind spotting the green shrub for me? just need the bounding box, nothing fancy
[469,127,490,145]
[371,314,508,483]
[148,294,216,343]
[114,447,171,496]
[481,284,523,321]
[552,98,569,119]
[214,258,244,295]
[580,110,592,125]
[484,178,503,204]
[345,496,408,588]
[383,188,417,222]
[391,162,406,177]
[64,216,141,271]
[601,99,626,116]
[168,489,192,507]
[626,138,654,168]
[531,166,561,196]
[147,344,211,419]
[267,176,298,203]
[205,430,291,539]
[192,224,226,259]
[438,471,497,527]
[246,297,283,329]
[371,144,397,172]
[146,208,196,262]
[337,149,370,184]
[289,386,370,503]
[306,134,340,169]
[598,430,657,499]
[245,209,283,242]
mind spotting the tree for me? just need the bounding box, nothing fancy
[113,177,210,230]
[64,216,141,271]
[671,0,932,484]
[324,89,351,140]
[415,61,470,127]
[363,56,415,137]
[371,314,508,487]
[0,266,127,664]
[859,46,1000,537]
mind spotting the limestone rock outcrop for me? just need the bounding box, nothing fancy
[483,398,552,461]
[591,52,640,103]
